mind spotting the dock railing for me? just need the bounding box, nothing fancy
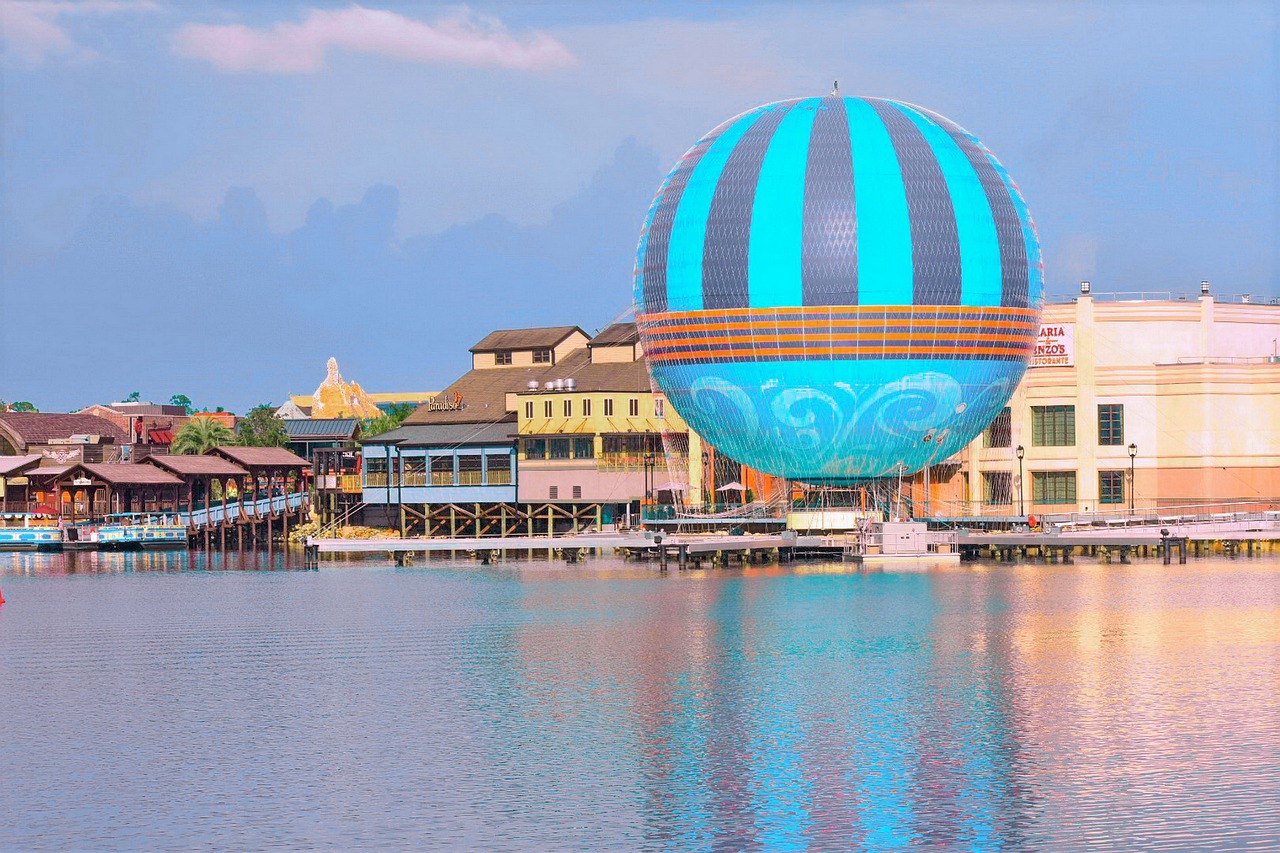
[184,491,309,529]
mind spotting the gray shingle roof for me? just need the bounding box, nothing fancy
[588,322,639,347]
[0,413,128,448]
[283,418,359,440]
[469,326,586,353]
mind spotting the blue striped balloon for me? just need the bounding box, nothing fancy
[634,96,1044,482]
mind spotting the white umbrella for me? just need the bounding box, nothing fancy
[656,482,688,492]
[716,481,747,492]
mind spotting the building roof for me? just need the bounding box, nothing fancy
[470,325,586,353]
[210,446,311,468]
[589,322,639,347]
[402,342,653,428]
[143,455,249,477]
[526,348,653,393]
[363,421,518,447]
[0,455,43,475]
[0,412,128,448]
[283,418,359,440]
[74,463,184,486]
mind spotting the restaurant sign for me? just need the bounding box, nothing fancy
[423,391,466,412]
[1031,323,1074,368]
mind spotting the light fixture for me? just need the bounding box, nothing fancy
[1080,280,1091,294]
[1201,280,1210,295]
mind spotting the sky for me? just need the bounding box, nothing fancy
[1,0,1277,412]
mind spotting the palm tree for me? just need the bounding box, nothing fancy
[172,417,237,455]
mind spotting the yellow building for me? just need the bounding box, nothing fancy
[950,288,1280,516]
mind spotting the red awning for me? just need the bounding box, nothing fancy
[149,429,174,444]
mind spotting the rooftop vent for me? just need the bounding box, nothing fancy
[527,381,539,392]
[565,378,576,391]
[543,381,555,391]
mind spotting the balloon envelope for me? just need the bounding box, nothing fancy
[634,95,1043,481]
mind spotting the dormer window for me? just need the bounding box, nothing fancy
[495,351,513,365]
[533,349,552,364]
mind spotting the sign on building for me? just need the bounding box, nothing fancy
[1031,323,1074,368]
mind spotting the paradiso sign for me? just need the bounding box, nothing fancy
[423,391,466,412]
[1031,323,1074,368]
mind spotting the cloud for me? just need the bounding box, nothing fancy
[172,5,576,74]
[0,0,154,65]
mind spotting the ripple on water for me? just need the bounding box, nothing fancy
[1,552,1278,850]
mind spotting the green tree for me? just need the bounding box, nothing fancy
[237,404,289,447]
[172,417,237,455]
[361,403,414,439]
[168,394,194,414]
[124,391,142,402]
[9,401,37,412]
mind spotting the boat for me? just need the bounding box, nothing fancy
[95,512,188,551]
[0,512,64,552]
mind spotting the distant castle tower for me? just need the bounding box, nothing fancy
[311,357,381,419]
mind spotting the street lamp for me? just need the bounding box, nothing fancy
[1015,445,1025,517]
[643,451,656,507]
[1128,443,1137,512]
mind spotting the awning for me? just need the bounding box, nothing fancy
[149,429,174,444]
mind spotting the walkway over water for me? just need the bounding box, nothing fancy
[183,492,309,530]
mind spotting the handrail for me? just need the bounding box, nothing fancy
[184,491,309,528]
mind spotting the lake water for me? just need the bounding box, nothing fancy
[2,550,1277,851]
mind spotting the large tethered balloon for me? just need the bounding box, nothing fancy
[634,95,1044,481]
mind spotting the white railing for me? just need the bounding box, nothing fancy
[185,491,309,528]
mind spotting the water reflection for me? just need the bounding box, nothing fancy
[4,546,304,575]
[0,555,1276,850]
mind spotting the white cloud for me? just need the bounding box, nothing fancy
[1,0,155,65]
[172,5,576,74]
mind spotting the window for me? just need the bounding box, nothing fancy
[573,437,594,459]
[1032,405,1075,446]
[984,407,1011,448]
[485,454,511,485]
[982,472,1012,505]
[549,438,571,460]
[1032,471,1077,504]
[495,351,513,366]
[402,456,427,487]
[1098,404,1124,446]
[524,401,534,419]
[543,400,553,418]
[1099,471,1125,504]
[572,485,582,499]
[563,400,572,417]
[583,398,592,417]
[430,455,453,486]
[365,456,388,487]
[629,398,640,417]
[655,399,665,419]
[549,486,558,500]
[533,349,552,364]
[521,438,546,460]
[458,455,482,486]
[604,398,614,417]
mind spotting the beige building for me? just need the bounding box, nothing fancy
[950,289,1280,515]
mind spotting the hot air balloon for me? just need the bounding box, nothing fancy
[634,95,1043,481]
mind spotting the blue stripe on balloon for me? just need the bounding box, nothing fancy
[915,108,1031,310]
[640,120,736,314]
[845,99,914,305]
[895,103,1002,308]
[802,96,858,306]
[703,100,798,310]
[987,158,1044,310]
[748,98,821,308]
[665,109,766,312]
[866,99,962,306]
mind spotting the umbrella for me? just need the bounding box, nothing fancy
[656,482,688,492]
[716,481,747,492]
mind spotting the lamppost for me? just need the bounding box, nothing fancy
[1128,442,1137,512]
[643,451,655,508]
[1016,445,1025,517]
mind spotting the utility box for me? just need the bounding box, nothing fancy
[877,521,928,554]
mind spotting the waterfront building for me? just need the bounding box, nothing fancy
[0,455,43,511]
[282,418,361,461]
[944,289,1280,516]
[0,412,128,463]
[75,402,190,457]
